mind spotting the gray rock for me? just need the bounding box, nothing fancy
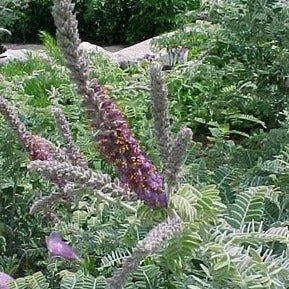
[0,38,157,68]
[79,39,155,69]
[0,49,47,65]
[113,39,155,68]
[0,49,29,64]
[79,41,110,55]
[117,39,153,56]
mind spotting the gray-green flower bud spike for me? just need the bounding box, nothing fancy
[29,160,137,213]
[107,216,182,289]
[52,0,90,95]
[29,160,111,190]
[150,62,171,166]
[0,96,68,163]
[0,96,31,147]
[167,127,193,186]
[52,106,88,169]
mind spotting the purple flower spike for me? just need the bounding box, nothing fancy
[0,272,14,289]
[86,82,168,208]
[46,232,79,261]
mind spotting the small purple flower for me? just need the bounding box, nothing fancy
[46,232,79,261]
[0,272,14,289]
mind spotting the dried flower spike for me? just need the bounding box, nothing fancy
[46,232,79,261]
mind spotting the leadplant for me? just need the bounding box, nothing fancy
[1,0,187,285]
[2,0,289,289]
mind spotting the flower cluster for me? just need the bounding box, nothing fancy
[89,82,167,207]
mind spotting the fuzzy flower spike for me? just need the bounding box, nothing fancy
[107,216,181,289]
[0,96,56,161]
[52,0,167,207]
[90,82,167,207]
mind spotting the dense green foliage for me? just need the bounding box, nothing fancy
[2,0,289,288]
[153,0,289,137]
[0,0,199,44]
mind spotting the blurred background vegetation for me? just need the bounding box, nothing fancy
[0,0,200,44]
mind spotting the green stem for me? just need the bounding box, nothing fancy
[96,189,137,213]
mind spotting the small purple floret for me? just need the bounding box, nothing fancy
[0,272,14,289]
[46,232,79,261]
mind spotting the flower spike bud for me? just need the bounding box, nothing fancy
[46,232,79,261]
[0,272,14,289]
[150,62,171,166]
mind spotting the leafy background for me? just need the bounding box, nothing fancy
[0,0,199,44]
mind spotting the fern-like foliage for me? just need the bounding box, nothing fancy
[227,187,267,229]
[161,227,201,275]
[101,248,131,269]
[60,271,106,289]
[171,184,225,224]
[124,265,164,289]
[4,1,289,289]
[9,272,49,289]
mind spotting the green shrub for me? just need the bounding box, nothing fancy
[153,0,289,136]
[125,0,200,43]
[3,0,199,44]
[1,0,54,42]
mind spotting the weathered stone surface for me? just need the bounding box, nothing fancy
[0,38,156,68]
[79,39,155,68]
[0,49,47,65]
[78,41,109,54]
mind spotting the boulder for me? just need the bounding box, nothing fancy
[0,37,178,69]
[79,41,110,55]
[0,48,47,65]
[117,38,153,56]
[79,39,155,68]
